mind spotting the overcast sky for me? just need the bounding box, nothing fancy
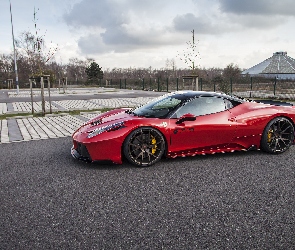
[1,0,295,70]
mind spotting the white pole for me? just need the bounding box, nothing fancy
[9,0,19,94]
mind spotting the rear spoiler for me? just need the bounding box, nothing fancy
[255,99,293,107]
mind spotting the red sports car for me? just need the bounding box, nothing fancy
[71,91,295,166]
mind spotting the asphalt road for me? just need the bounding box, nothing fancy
[1,137,294,249]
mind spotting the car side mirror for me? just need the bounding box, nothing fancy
[176,113,196,124]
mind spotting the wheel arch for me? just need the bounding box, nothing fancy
[281,115,295,129]
[121,125,169,161]
[260,115,295,153]
[281,115,295,143]
[271,114,295,132]
[261,114,295,137]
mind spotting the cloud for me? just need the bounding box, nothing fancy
[101,26,140,47]
[219,0,295,16]
[229,14,286,29]
[78,26,183,55]
[64,0,186,54]
[216,0,294,30]
[64,0,127,28]
[78,34,107,54]
[173,13,224,34]
[77,28,148,54]
[64,0,295,58]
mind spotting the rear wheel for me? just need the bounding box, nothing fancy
[123,127,165,167]
[261,117,294,153]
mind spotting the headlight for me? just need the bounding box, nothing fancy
[87,121,124,138]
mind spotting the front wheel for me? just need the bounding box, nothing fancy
[261,117,294,154]
[123,127,165,167]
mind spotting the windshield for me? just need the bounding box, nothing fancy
[132,95,183,118]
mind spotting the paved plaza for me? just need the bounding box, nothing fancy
[0,88,157,144]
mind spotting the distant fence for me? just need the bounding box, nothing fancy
[3,76,295,100]
[93,77,295,100]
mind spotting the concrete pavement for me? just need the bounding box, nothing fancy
[0,88,158,144]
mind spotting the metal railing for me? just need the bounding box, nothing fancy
[3,76,295,100]
[90,77,295,100]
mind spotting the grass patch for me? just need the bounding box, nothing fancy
[0,108,114,120]
[0,112,32,120]
[69,108,112,115]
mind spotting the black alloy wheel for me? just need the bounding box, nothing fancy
[261,117,294,154]
[123,127,165,167]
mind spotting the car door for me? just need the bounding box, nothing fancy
[168,96,237,153]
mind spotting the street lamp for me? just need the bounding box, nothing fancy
[9,0,19,94]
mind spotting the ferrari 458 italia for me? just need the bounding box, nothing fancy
[71,91,295,166]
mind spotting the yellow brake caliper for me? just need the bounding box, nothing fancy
[267,129,273,143]
[151,135,157,154]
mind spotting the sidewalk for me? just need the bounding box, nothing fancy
[0,88,156,144]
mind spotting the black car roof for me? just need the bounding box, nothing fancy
[168,91,244,102]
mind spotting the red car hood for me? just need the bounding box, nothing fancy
[85,108,133,127]
[73,108,134,139]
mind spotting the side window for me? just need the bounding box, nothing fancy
[153,97,181,110]
[224,99,233,109]
[224,99,241,109]
[174,97,227,118]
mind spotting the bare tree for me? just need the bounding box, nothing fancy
[177,30,201,76]
[67,58,88,84]
[223,63,241,79]
[14,8,58,78]
[0,54,13,79]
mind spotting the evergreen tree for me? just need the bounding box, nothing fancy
[85,62,104,84]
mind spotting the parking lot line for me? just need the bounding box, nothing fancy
[16,119,31,141]
[0,120,9,143]
[42,117,66,138]
[22,119,40,140]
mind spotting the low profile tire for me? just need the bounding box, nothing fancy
[123,127,165,167]
[261,117,294,154]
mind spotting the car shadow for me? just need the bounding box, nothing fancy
[161,149,263,164]
[68,148,292,170]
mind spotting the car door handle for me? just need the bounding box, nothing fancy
[228,117,236,122]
